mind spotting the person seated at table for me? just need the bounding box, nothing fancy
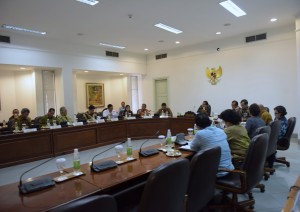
[8,109,19,130]
[259,104,272,125]
[137,104,151,117]
[40,108,57,127]
[240,99,250,121]
[119,101,126,114]
[274,105,288,140]
[83,105,98,121]
[121,105,133,117]
[190,113,234,177]
[103,104,118,118]
[220,109,250,168]
[56,106,72,124]
[245,103,265,139]
[231,100,241,113]
[197,101,211,116]
[155,103,173,117]
[17,108,31,130]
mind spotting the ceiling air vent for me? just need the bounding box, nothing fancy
[0,35,10,43]
[245,33,267,43]
[155,53,167,60]
[106,51,119,58]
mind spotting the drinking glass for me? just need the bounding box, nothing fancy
[56,158,66,175]
[187,128,193,140]
[170,136,176,149]
[115,145,124,162]
[158,135,166,147]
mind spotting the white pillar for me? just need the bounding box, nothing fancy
[296,17,300,139]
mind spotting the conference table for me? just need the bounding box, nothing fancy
[0,117,195,211]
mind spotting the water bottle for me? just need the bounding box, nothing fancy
[126,138,133,159]
[166,111,169,117]
[73,149,81,175]
[194,124,198,135]
[15,122,19,131]
[166,129,172,146]
[2,120,6,127]
[47,119,50,127]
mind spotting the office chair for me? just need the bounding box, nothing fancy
[215,133,268,211]
[186,146,221,212]
[275,117,296,167]
[51,194,117,212]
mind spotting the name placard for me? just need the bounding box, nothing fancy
[97,119,105,123]
[50,125,62,129]
[23,128,37,133]
[73,122,84,126]
[111,118,119,122]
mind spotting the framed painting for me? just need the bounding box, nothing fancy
[86,83,105,108]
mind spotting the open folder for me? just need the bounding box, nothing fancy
[179,142,196,152]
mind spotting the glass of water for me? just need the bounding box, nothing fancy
[187,128,193,140]
[115,145,124,162]
[56,158,66,174]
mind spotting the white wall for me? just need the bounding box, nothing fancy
[0,70,37,120]
[75,73,129,113]
[143,25,298,122]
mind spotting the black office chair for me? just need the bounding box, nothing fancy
[215,133,268,211]
[276,117,296,167]
[51,194,117,212]
[186,146,221,212]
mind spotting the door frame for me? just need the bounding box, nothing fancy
[153,77,169,111]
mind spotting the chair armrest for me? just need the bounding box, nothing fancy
[217,168,247,191]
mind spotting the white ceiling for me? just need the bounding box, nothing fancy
[0,0,300,54]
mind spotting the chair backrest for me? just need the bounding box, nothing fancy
[138,158,190,212]
[278,117,296,150]
[267,120,281,156]
[34,116,42,125]
[256,126,271,138]
[186,146,221,212]
[242,133,268,191]
[52,195,117,212]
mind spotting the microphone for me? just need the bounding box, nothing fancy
[91,140,126,172]
[18,153,65,194]
[139,130,160,157]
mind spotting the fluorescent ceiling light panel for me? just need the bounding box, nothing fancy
[76,0,99,6]
[219,0,246,17]
[154,23,183,34]
[99,43,125,49]
[1,24,46,35]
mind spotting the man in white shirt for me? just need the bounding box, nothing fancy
[103,104,118,118]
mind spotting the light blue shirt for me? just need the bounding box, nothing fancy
[190,126,234,177]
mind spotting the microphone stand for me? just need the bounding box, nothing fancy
[139,131,160,157]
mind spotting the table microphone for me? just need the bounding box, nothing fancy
[91,140,126,172]
[139,130,160,157]
[18,153,65,194]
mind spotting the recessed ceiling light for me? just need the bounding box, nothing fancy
[1,24,46,35]
[20,67,26,70]
[216,32,222,35]
[144,48,149,51]
[175,41,180,44]
[99,42,125,49]
[154,23,183,34]
[270,18,277,22]
[84,71,89,73]
[219,0,246,17]
[75,0,99,6]
[224,23,231,26]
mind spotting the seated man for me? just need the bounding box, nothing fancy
[137,104,151,117]
[231,100,241,113]
[83,105,98,121]
[240,99,250,121]
[245,103,265,139]
[220,109,250,168]
[40,108,57,127]
[102,104,118,118]
[197,101,211,116]
[259,104,272,125]
[155,103,173,117]
[8,109,19,130]
[56,106,72,124]
[17,108,31,130]
[190,113,234,177]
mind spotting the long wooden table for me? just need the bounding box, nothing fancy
[0,143,194,211]
[0,118,194,168]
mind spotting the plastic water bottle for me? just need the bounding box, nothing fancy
[166,129,172,146]
[126,138,133,159]
[2,120,6,127]
[73,149,81,175]
[15,122,19,131]
[47,119,50,127]
[166,111,169,117]
[194,124,198,135]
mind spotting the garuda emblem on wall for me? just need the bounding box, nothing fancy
[205,66,222,85]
